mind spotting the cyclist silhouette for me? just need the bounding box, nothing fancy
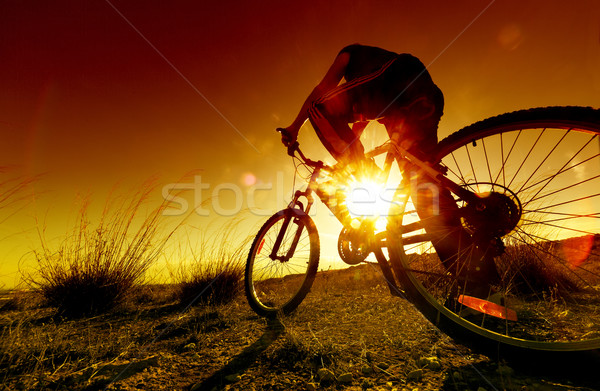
[281,44,443,164]
[281,44,500,298]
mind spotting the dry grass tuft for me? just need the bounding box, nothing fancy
[498,240,581,296]
[176,265,244,307]
[171,222,248,307]
[28,181,181,318]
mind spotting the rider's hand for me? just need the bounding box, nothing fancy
[278,127,298,147]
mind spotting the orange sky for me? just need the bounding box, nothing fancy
[1,1,599,287]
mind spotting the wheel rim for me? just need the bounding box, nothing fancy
[248,214,314,311]
[400,121,600,349]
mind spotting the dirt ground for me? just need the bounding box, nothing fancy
[1,264,598,391]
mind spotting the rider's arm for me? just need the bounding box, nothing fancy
[283,51,350,142]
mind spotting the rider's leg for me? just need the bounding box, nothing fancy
[412,177,501,297]
[309,92,384,186]
[308,93,365,164]
[390,102,501,298]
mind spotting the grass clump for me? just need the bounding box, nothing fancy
[176,264,244,307]
[171,224,247,307]
[498,239,581,296]
[29,182,180,318]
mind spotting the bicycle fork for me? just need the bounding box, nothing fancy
[269,168,319,262]
[269,213,305,263]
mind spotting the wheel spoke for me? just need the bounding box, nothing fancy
[533,192,600,212]
[524,174,600,208]
[519,217,599,237]
[522,210,600,220]
[504,229,548,301]
[510,228,590,308]
[481,137,493,184]
[519,152,600,200]
[494,129,522,188]
[516,129,570,194]
[507,128,546,189]
[465,144,479,191]
[519,134,598,195]
[449,152,466,184]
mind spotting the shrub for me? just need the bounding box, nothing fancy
[171,223,248,307]
[29,182,180,317]
[176,263,244,307]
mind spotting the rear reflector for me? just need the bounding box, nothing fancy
[458,295,518,321]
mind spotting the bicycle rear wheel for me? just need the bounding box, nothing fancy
[245,208,319,317]
[389,106,600,353]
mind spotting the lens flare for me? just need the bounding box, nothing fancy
[242,172,257,186]
[561,235,595,269]
[345,179,390,218]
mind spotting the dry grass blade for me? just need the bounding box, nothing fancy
[0,166,36,225]
[0,167,36,288]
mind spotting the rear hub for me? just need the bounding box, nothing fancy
[462,184,522,239]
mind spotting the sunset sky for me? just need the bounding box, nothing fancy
[1,1,599,287]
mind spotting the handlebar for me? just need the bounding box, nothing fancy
[276,128,324,169]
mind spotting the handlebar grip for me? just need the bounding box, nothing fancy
[276,127,296,153]
[276,127,292,144]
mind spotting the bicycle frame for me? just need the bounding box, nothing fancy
[268,131,497,285]
[285,134,481,233]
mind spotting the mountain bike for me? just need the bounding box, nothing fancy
[245,106,600,355]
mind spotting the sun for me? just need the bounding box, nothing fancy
[345,178,391,219]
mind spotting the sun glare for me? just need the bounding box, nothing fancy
[345,178,391,219]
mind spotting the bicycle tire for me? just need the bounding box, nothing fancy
[388,106,600,355]
[245,208,319,317]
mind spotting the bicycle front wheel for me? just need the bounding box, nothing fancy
[390,106,600,354]
[245,208,319,317]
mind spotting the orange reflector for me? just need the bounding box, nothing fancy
[257,239,265,255]
[458,295,518,321]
